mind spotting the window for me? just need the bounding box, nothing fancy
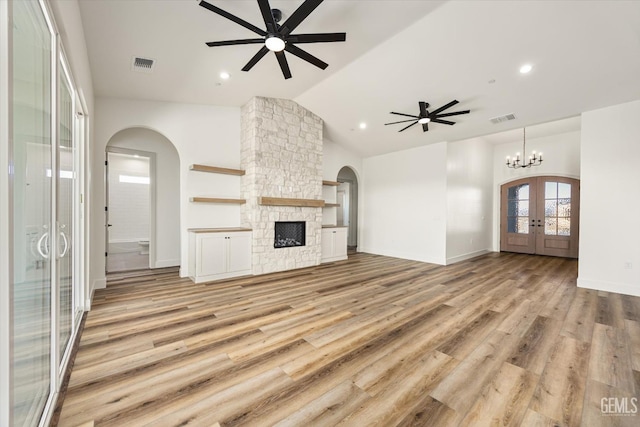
[544,182,571,236]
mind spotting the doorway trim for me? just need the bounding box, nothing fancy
[337,166,359,250]
[105,146,157,271]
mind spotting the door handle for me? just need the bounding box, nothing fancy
[59,230,69,258]
[107,224,113,227]
[37,232,50,259]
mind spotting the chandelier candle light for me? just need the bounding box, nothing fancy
[506,128,543,169]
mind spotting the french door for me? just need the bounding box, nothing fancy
[500,176,580,258]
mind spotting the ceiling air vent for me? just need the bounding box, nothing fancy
[131,56,155,73]
[489,113,516,124]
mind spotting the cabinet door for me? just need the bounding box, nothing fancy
[227,232,252,273]
[333,228,348,258]
[198,234,226,276]
[321,229,334,260]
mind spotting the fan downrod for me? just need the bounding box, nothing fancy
[272,9,282,23]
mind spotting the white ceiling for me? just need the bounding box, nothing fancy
[78,0,640,157]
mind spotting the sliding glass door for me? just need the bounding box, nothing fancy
[11,0,54,424]
[8,1,85,425]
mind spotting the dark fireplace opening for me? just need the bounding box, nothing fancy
[274,221,306,248]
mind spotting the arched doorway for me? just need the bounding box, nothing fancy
[337,166,359,251]
[105,128,180,272]
[500,175,580,258]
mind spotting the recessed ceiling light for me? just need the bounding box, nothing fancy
[519,64,533,74]
[220,71,230,80]
[418,117,431,124]
[359,122,367,130]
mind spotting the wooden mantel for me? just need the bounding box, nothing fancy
[258,197,325,208]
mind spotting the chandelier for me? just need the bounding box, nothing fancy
[506,128,543,169]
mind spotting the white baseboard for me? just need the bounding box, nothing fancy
[93,277,106,290]
[153,259,180,269]
[577,277,640,297]
[446,249,491,265]
[359,246,446,265]
[109,238,149,244]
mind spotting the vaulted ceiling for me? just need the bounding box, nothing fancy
[79,0,640,156]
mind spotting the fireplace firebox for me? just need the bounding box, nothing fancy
[274,221,306,248]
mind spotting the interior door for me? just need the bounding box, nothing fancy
[500,176,580,258]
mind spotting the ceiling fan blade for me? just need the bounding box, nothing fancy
[275,51,292,79]
[422,123,429,132]
[199,0,267,37]
[434,110,470,118]
[242,46,270,71]
[280,0,323,36]
[288,33,346,43]
[206,38,265,47]
[284,44,328,69]
[431,118,456,125]
[390,112,419,119]
[399,121,418,132]
[419,101,428,117]
[429,100,459,116]
[257,0,277,33]
[384,119,419,125]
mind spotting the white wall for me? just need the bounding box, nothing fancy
[361,142,448,264]
[491,130,581,251]
[92,97,241,288]
[108,128,181,268]
[578,100,640,297]
[446,137,494,263]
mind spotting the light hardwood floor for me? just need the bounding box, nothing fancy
[57,253,640,426]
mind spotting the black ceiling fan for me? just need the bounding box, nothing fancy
[199,0,346,79]
[385,100,470,132]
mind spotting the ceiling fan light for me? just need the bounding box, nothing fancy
[265,36,285,52]
[418,117,431,124]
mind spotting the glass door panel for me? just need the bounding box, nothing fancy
[57,62,74,363]
[11,0,53,424]
[506,184,530,234]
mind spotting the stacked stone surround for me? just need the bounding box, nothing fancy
[240,97,323,275]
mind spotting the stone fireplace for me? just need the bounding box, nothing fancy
[240,97,323,275]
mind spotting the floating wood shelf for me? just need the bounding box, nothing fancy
[190,197,246,204]
[322,180,341,186]
[188,227,252,233]
[258,197,325,208]
[324,203,340,208]
[190,164,245,176]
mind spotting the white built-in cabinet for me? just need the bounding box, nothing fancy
[321,227,348,263]
[189,228,252,283]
